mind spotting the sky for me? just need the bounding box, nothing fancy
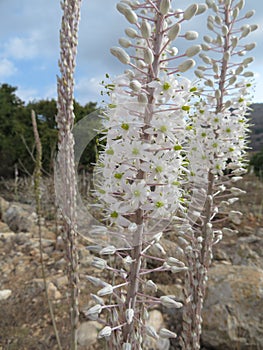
[0,0,262,106]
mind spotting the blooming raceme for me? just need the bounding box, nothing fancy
[94,1,204,246]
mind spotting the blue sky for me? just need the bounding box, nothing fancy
[0,0,262,105]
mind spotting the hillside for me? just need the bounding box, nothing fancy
[249,103,263,151]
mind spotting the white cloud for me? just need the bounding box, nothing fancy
[0,58,17,78]
[16,86,39,102]
[75,76,104,105]
[4,33,39,60]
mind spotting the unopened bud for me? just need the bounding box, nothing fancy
[184,4,198,20]
[233,7,239,19]
[204,35,212,43]
[97,285,113,296]
[98,326,112,338]
[124,8,138,24]
[160,296,183,308]
[117,2,131,15]
[146,325,159,340]
[168,23,181,41]
[125,27,138,38]
[160,0,170,15]
[145,280,158,292]
[222,25,229,36]
[144,47,154,64]
[119,37,132,48]
[110,47,130,64]
[178,59,195,72]
[242,57,254,65]
[130,79,142,91]
[91,257,108,270]
[245,10,255,19]
[196,3,208,15]
[240,25,251,39]
[141,19,151,38]
[159,328,178,338]
[185,31,199,40]
[138,93,148,104]
[223,51,230,61]
[235,65,243,75]
[125,308,134,324]
[250,24,258,32]
[195,70,204,78]
[201,43,210,51]
[186,45,201,57]
[243,71,254,77]
[100,245,116,255]
[228,75,237,85]
[237,0,245,10]
[245,43,256,51]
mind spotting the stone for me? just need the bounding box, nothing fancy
[202,264,263,350]
[0,197,9,219]
[3,204,37,233]
[77,321,100,347]
[47,282,62,300]
[0,289,12,301]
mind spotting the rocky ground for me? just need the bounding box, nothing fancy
[0,174,263,350]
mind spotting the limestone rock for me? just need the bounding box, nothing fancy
[77,321,101,347]
[202,264,263,350]
[0,289,12,301]
[3,204,37,233]
[47,282,62,300]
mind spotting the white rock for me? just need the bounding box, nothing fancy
[0,289,12,301]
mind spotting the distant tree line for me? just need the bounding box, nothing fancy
[0,83,98,178]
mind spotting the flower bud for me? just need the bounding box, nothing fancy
[245,10,255,19]
[86,304,103,317]
[110,47,130,64]
[223,51,230,61]
[160,296,183,308]
[160,0,170,15]
[233,7,239,19]
[124,8,138,24]
[97,284,113,296]
[159,328,178,338]
[207,21,214,30]
[117,2,131,15]
[130,79,142,91]
[138,92,148,104]
[168,23,181,41]
[170,47,179,56]
[119,37,132,48]
[228,75,237,85]
[100,245,116,255]
[201,43,210,51]
[91,257,108,270]
[231,36,238,48]
[146,325,159,339]
[205,79,214,87]
[222,25,229,36]
[185,31,198,40]
[250,24,258,32]
[171,266,188,273]
[245,43,256,51]
[212,63,219,73]
[215,15,222,25]
[204,35,212,43]
[183,4,198,20]
[216,34,224,46]
[144,48,154,64]
[166,257,185,267]
[237,0,245,10]
[195,70,204,78]
[200,54,212,64]
[122,343,132,350]
[86,275,107,287]
[125,308,134,324]
[178,59,195,72]
[196,3,208,15]
[125,27,138,38]
[145,279,158,292]
[98,326,112,338]
[215,89,221,99]
[205,0,215,8]
[243,71,254,77]
[141,19,151,38]
[240,25,251,39]
[186,45,201,57]
[242,57,254,65]
[90,293,104,305]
